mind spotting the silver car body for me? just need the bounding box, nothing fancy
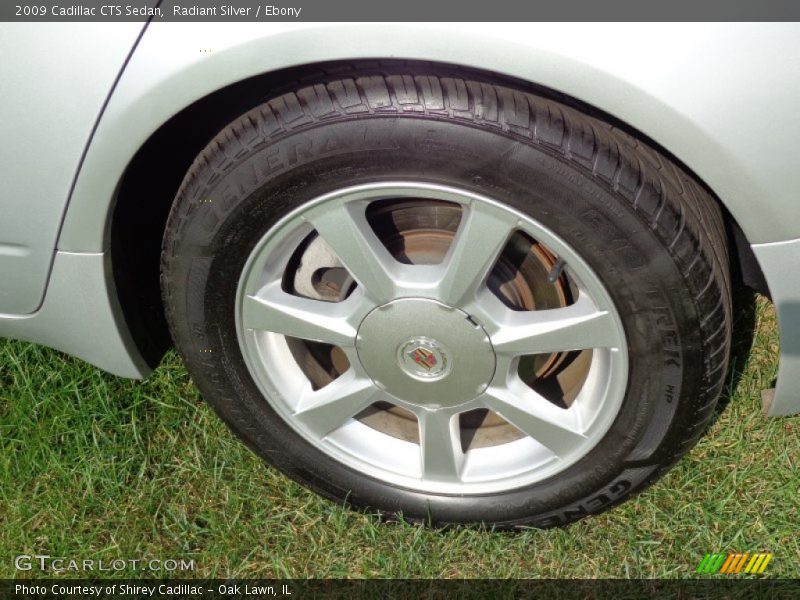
[1,22,798,415]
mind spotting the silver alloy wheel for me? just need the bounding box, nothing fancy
[235,182,628,495]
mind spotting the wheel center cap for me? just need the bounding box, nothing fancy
[356,298,496,409]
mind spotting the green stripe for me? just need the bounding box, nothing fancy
[711,554,727,573]
[696,554,712,573]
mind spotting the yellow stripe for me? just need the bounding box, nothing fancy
[733,553,749,573]
[744,554,761,573]
[751,554,768,573]
[757,554,773,574]
[720,554,736,574]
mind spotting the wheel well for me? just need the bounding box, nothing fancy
[110,59,768,370]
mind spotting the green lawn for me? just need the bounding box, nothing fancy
[1,295,797,578]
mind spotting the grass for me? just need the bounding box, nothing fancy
[0,295,797,579]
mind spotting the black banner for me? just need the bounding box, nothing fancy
[3,580,800,600]
[3,0,800,22]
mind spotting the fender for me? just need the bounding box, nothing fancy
[59,22,800,249]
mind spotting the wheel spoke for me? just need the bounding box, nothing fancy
[489,293,621,355]
[437,202,519,306]
[306,202,398,304]
[242,281,359,346]
[294,372,380,438]
[481,388,586,457]
[418,409,464,482]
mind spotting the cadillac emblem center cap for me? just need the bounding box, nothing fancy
[356,298,496,408]
[398,337,449,380]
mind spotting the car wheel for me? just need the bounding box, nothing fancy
[161,68,731,527]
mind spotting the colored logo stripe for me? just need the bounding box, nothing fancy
[697,553,773,574]
[746,553,773,574]
[696,554,726,574]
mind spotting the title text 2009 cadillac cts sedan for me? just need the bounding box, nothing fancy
[1,23,798,527]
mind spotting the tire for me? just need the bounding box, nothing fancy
[161,67,731,528]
